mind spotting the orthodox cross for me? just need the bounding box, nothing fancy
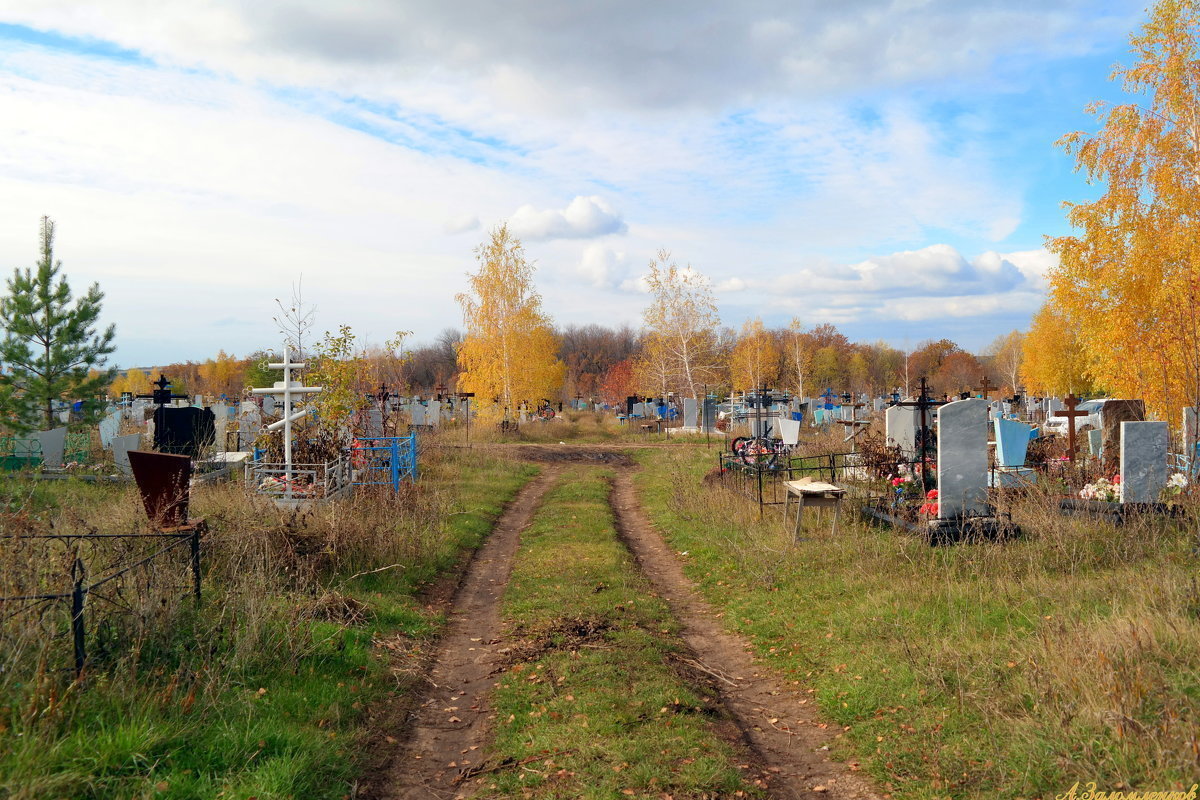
[1060,392,1089,463]
[250,347,322,490]
[889,377,946,484]
[974,375,997,400]
[138,374,187,407]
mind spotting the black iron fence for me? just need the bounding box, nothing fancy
[0,526,204,676]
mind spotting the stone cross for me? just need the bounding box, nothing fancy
[250,347,322,486]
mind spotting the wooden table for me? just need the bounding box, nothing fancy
[783,478,847,542]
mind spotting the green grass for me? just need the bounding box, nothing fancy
[482,467,759,799]
[634,447,1200,799]
[0,453,538,800]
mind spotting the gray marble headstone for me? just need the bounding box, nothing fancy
[112,433,142,475]
[682,398,698,427]
[237,405,262,447]
[99,414,120,450]
[37,427,68,469]
[885,405,919,456]
[261,394,276,415]
[1184,406,1198,453]
[1120,421,1168,504]
[428,400,443,427]
[411,405,427,426]
[364,407,384,437]
[936,398,989,519]
[1088,428,1102,457]
[873,398,885,412]
[1047,397,1063,414]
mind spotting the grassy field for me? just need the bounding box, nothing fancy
[483,466,760,799]
[634,447,1200,799]
[0,450,536,800]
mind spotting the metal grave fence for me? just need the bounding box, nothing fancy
[351,435,419,491]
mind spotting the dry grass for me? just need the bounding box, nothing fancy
[0,447,537,799]
[637,447,1200,797]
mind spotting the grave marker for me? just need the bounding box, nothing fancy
[37,427,68,469]
[937,398,989,519]
[1120,421,1168,503]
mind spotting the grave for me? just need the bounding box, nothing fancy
[931,398,1015,542]
[1120,421,1168,503]
[112,433,143,475]
[991,417,1037,487]
[247,347,348,507]
[99,413,120,450]
[1100,399,1145,471]
[37,427,68,469]
[885,405,919,456]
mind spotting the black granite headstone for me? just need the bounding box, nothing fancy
[153,406,216,458]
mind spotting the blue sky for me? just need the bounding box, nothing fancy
[0,1,1150,366]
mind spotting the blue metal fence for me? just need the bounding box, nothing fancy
[351,435,418,491]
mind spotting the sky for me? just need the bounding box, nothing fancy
[0,0,1152,367]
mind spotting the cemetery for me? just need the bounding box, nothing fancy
[5,3,1200,798]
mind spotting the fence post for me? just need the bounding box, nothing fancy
[190,528,202,603]
[70,557,86,677]
[390,439,400,492]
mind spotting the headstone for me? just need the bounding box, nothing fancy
[776,418,802,446]
[237,404,263,449]
[994,417,1032,468]
[1087,428,1103,457]
[364,407,384,437]
[428,400,443,427]
[153,406,216,458]
[936,399,989,519]
[1047,397,1063,414]
[1120,421,1168,504]
[99,413,120,450]
[127,450,192,527]
[885,405,919,456]
[1100,400,1145,468]
[37,427,68,469]
[261,394,276,415]
[1184,406,1198,454]
[214,413,229,452]
[682,398,698,428]
[112,433,142,475]
[873,398,885,412]
[701,399,717,432]
[411,404,427,426]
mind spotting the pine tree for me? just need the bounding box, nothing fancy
[0,217,116,433]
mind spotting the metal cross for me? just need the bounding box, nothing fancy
[250,346,322,493]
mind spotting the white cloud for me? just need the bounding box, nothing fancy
[508,196,626,241]
[716,277,747,292]
[576,243,630,288]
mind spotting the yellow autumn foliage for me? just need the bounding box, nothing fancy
[456,225,565,415]
[1047,0,1200,420]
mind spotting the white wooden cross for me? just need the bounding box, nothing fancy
[251,346,322,486]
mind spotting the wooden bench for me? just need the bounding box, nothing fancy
[782,478,847,542]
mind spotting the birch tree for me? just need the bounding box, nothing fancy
[729,318,781,391]
[456,225,565,412]
[639,251,721,400]
[1047,0,1200,418]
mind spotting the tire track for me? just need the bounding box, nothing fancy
[379,467,560,800]
[610,469,883,800]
